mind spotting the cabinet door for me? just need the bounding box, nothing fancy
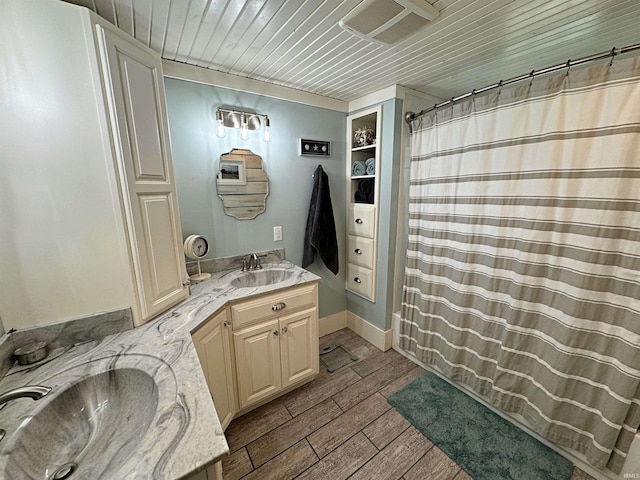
[192,310,236,430]
[234,319,282,409]
[280,308,319,388]
[97,25,188,325]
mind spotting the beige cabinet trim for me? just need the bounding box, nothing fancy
[191,309,237,430]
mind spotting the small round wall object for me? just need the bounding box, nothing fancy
[14,341,49,365]
[183,234,212,283]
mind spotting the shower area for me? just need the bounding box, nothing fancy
[393,49,640,478]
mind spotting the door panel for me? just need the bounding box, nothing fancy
[234,319,282,409]
[192,311,236,430]
[280,308,318,388]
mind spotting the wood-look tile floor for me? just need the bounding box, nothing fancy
[222,328,595,480]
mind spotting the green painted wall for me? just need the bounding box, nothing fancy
[164,78,347,319]
[346,98,404,331]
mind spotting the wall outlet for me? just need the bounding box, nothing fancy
[273,226,283,241]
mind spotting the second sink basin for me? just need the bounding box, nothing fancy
[1,355,177,480]
[231,268,295,288]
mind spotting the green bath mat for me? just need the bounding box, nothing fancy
[388,372,573,480]
[319,344,358,372]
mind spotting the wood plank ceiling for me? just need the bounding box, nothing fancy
[63,0,640,102]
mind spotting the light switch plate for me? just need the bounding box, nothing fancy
[273,226,283,241]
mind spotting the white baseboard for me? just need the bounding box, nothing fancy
[318,311,347,337]
[346,311,392,351]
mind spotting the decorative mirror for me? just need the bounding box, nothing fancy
[216,149,269,220]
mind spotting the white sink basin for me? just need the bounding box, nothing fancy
[0,355,177,480]
[230,268,295,288]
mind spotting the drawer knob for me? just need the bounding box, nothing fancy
[282,326,288,333]
[271,302,287,311]
[354,277,362,283]
[355,248,362,254]
[355,218,363,224]
[223,321,230,327]
[273,330,279,336]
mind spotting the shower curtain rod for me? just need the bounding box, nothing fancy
[405,42,640,124]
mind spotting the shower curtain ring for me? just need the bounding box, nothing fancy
[609,47,617,67]
[497,80,504,94]
[528,69,535,87]
[565,59,571,76]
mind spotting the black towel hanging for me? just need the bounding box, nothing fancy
[302,165,339,275]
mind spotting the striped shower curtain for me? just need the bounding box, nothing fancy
[399,56,640,473]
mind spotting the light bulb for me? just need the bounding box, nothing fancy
[240,113,249,140]
[216,110,225,138]
[263,116,271,142]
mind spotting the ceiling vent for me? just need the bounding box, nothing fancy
[339,0,439,45]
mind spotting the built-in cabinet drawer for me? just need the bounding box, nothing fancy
[347,235,374,269]
[346,264,374,300]
[348,204,376,238]
[230,284,316,330]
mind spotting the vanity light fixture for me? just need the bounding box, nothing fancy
[216,109,225,138]
[263,116,271,143]
[240,112,249,140]
[215,107,272,142]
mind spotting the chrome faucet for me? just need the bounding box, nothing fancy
[0,385,51,407]
[241,253,263,271]
[0,385,51,442]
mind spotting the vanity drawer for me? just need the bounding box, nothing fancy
[348,205,376,238]
[230,283,317,330]
[346,264,374,300]
[347,235,374,269]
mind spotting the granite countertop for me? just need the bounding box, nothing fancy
[0,260,320,479]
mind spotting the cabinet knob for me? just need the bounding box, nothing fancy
[223,321,230,327]
[271,302,286,311]
[282,326,288,333]
[273,330,279,336]
[355,248,362,254]
[354,277,362,283]
[355,218,363,224]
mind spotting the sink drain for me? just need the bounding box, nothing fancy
[49,463,77,480]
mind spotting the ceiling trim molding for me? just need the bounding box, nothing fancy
[403,87,446,104]
[162,60,348,112]
[347,85,406,112]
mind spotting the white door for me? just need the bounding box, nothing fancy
[234,319,282,409]
[192,311,236,430]
[97,25,188,324]
[280,308,318,388]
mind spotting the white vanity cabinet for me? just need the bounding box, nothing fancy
[230,283,319,410]
[192,310,237,430]
[192,283,319,425]
[1,0,188,329]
